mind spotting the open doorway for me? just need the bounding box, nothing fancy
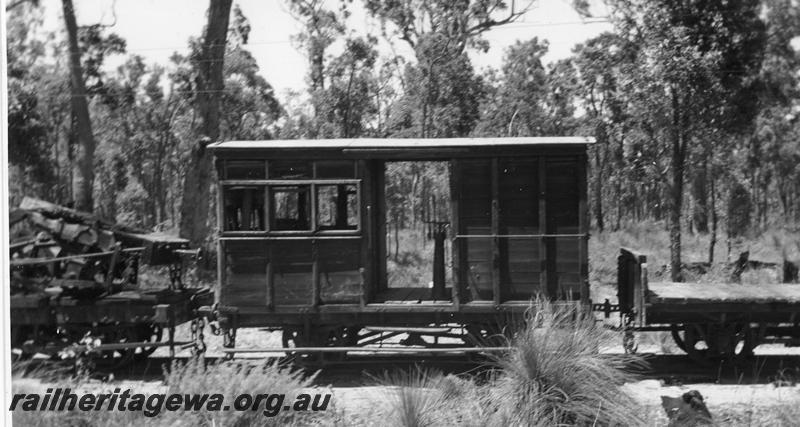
[380,161,452,303]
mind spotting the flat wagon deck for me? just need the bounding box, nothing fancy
[647,282,800,304]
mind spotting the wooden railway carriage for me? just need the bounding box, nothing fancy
[209,137,593,348]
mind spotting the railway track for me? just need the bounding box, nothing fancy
[13,349,800,387]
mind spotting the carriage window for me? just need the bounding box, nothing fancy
[225,160,265,179]
[270,186,311,230]
[316,184,359,230]
[269,160,311,179]
[223,186,265,231]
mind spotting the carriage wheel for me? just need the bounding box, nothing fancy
[282,328,322,362]
[464,323,508,347]
[282,327,360,362]
[322,326,361,361]
[133,324,163,361]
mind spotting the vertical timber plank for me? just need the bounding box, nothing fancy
[311,239,319,308]
[310,183,317,231]
[266,246,274,310]
[360,160,372,307]
[491,158,501,305]
[376,161,387,293]
[577,153,589,303]
[538,156,548,299]
[215,159,225,305]
[264,161,271,231]
[449,160,461,309]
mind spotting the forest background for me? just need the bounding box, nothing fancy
[6,0,800,281]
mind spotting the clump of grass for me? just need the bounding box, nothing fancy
[713,403,800,426]
[377,299,649,426]
[436,374,494,427]
[487,298,647,426]
[377,367,448,427]
[162,358,317,426]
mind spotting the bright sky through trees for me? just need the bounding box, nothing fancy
[38,0,612,100]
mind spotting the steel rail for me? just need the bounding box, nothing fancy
[219,346,512,354]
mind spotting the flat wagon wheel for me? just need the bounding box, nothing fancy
[133,324,163,361]
[670,324,689,353]
[10,325,34,360]
[282,328,311,359]
[84,324,138,371]
[672,323,756,365]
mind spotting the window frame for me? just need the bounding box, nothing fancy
[219,159,362,236]
[269,184,313,232]
[221,184,267,232]
[314,183,361,232]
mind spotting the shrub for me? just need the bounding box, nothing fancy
[377,367,448,427]
[487,298,647,426]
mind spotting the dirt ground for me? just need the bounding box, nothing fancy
[13,322,800,426]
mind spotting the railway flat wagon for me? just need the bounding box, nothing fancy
[207,137,594,350]
[9,198,212,369]
[618,248,800,363]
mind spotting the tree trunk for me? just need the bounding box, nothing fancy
[309,39,325,91]
[62,0,95,212]
[593,124,606,232]
[669,91,687,282]
[179,0,232,248]
[708,173,717,264]
[614,181,621,231]
[691,158,709,233]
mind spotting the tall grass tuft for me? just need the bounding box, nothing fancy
[162,358,316,426]
[377,367,448,427]
[488,298,647,426]
[377,299,649,426]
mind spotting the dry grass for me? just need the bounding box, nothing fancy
[711,404,800,426]
[386,228,454,288]
[378,299,647,426]
[589,220,800,285]
[11,359,318,427]
[376,367,449,427]
[487,298,647,426]
[161,358,318,426]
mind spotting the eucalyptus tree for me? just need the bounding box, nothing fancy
[61,0,98,211]
[572,33,635,231]
[366,0,535,138]
[178,0,233,249]
[608,0,766,280]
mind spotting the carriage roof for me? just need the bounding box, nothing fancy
[209,137,595,154]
